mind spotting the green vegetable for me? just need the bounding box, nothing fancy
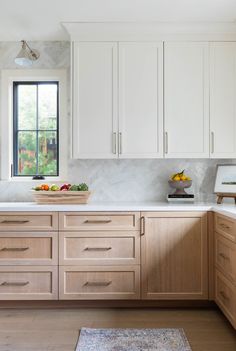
[69,183,89,191]
[78,183,89,191]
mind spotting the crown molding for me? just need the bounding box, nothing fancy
[62,21,236,41]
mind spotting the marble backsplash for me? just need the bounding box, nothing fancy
[0,41,235,203]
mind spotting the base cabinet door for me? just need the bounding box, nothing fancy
[141,212,208,299]
[59,265,140,300]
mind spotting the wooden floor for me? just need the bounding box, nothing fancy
[0,307,235,351]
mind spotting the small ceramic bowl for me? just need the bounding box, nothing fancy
[168,180,192,195]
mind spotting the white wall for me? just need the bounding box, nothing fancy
[0,41,233,202]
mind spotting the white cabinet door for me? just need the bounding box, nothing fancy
[210,42,236,158]
[164,42,209,158]
[72,42,118,158]
[118,42,163,158]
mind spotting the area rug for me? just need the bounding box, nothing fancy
[75,328,192,351]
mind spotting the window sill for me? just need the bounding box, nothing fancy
[1,177,67,183]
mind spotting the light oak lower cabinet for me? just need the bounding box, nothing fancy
[141,212,208,300]
[59,265,140,300]
[0,266,58,300]
[214,213,236,329]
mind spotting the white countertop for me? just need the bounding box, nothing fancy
[1,201,236,219]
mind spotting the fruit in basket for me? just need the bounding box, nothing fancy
[170,170,191,181]
[50,184,60,191]
[60,183,71,191]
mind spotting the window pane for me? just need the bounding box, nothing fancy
[38,131,58,175]
[18,85,37,130]
[17,131,37,175]
[38,84,58,130]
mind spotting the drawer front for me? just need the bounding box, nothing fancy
[59,212,140,231]
[215,233,236,283]
[215,214,236,242]
[59,231,140,265]
[0,212,58,231]
[0,232,58,265]
[0,266,58,300]
[215,270,236,328]
[59,265,140,300]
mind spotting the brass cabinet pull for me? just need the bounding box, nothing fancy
[84,247,112,251]
[164,132,168,154]
[84,219,112,224]
[1,281,29,287]
[118,132,122,154]
[0,247,29,252]
[219,223,230,230]
[112,132,117,154]
[84,281,112,287]
[1,220,29,224]
[219,290,229,300]
[211,131,214,154]
[140,216,145,236]
[219,252,230,260]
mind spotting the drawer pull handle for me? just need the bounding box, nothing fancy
[84,247,112,251]
[0,247,29,252]
[84,219,112,224]
[1,281,29,287]
[219,253,230,260]
[219,290,229,300]
[84,281,112,287]
[1,220,29,224]
[219,223,230,230]
[140,216,145,236]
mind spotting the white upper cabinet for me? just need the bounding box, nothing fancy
[72,42,118,158]
[118,42,163,158]
[164,42,209,158]
[210,42,236,158]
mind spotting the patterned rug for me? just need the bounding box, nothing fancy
[75,328,192,351]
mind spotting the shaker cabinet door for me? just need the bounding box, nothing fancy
[118,42,163,158]
[164,42,209,158]
[210,42,236,158]
[72,42,118,158]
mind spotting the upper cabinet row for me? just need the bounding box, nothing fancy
[72,41,236,159]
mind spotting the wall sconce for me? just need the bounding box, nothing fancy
[15,40,40,67]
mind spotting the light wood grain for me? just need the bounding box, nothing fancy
[0,307,235,351]
[0,212,58,231]
[59,265,140,300]
[215,214,236,242]
[208,211,215,300]
[0,232,58,265]
[59,231,140,265]
[59,212,140,231]
[215,269,236,329]
[0,266,58,300]
[141,212,208,300]
[32,191,90,204]
[215,233,236,284]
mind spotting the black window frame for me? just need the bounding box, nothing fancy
[13,81,59,178]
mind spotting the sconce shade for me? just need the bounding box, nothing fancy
[15,40,40,67]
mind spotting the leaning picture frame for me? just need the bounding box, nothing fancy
[214,164,236,204]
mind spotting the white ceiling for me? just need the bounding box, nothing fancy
[1,0,236,41]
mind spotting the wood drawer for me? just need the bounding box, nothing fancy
[0,232,58,265]
[215,269,236,329]
[0,212,58,231]
[215,214,236,242]
[59,265,140,300]
[59,231,140,265]
[0,266,58,300]
[59,212,140,231]
[215,233,236,283]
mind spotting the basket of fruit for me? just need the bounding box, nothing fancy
[32,183,90,204]
[168,170,192,195]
